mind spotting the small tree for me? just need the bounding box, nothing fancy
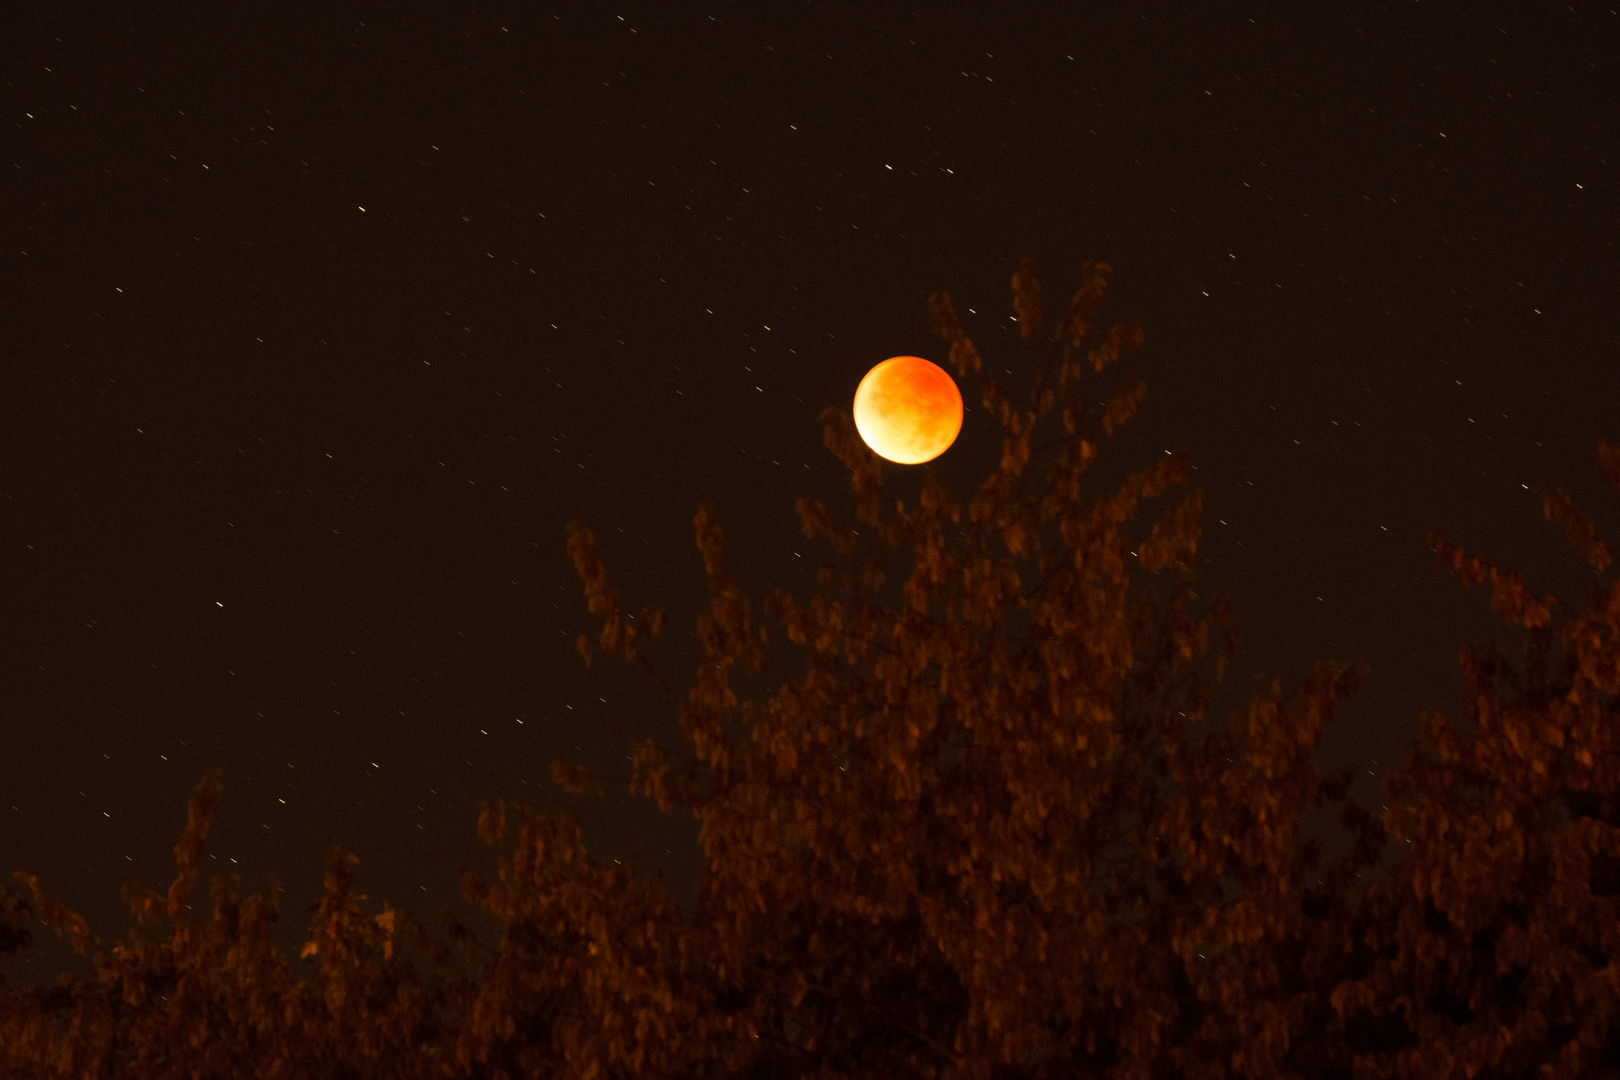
[0,771,455,1079]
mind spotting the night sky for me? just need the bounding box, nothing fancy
[4,4,1617,981]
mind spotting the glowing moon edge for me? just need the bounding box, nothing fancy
[852,355,963,465]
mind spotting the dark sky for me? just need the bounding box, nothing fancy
[3,3,1617,981]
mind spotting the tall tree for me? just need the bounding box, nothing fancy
[471,258,1389,1079]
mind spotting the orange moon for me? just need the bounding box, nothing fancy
[852,355,963,464]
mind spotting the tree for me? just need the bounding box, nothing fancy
[0,771,456,1079]
[1323,447,1620,1080]
[469,257,1390,1079]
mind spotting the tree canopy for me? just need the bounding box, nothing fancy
[4,258,1620,1079]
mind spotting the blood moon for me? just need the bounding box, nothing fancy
[852,355,963,465]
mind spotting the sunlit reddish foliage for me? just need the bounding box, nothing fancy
[5,261,1620,1079]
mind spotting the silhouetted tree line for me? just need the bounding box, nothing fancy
[5,258,1620,1079]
